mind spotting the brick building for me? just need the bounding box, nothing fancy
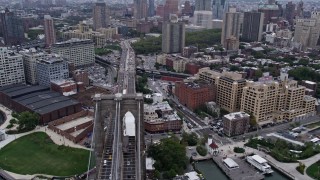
[73,69,90,86]
[223,112,250,136]
[175,81,215,110]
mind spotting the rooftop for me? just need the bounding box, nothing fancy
[224,112,250,120]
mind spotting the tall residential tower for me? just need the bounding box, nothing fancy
[93,0,110,30]
[44,15,56,47]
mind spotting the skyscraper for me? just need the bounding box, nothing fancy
[258,0,281,25]
[134,0,148,19]
[44,15,56,47]
[242,12,264,42]
[162,15,185,53]
[93,0,110,31]
[182,1,193,16]
[195,0,211,11]
[148,0,155,17]
[212,0,226,19]
[163,0,179,21]
[285,1,296,25]
[0,9,25,46]
[221,8,243,51]
[294,11,320,50]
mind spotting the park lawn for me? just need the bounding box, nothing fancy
[305,121,320,129]
[306,161,320,180]
[0,132,89,176]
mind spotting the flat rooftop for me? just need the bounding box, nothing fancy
[56,116,92,131]
[0,84,80,115]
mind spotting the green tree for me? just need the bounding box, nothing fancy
[182,132,198,146]
[196,145,207,156]
[249,114,257,128]
[16,111,39,132]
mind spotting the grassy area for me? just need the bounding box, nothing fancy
[305,121,320,129]
[0,132,90,176]
[95,48,112,56]
[105,44,122,51]
[306,161,320,180]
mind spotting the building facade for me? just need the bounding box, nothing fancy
[242,12,264,42]
[212,0,226,19]
[51,39,95,67]
[93,0,110,30]
[221,8,243,51]
[294,11,320,50]
[162,17,185,53]
[36,55,69,87]
[163,0,179,21]
[148,0,155,17]
[0,9,25,45]
[193,11,213,29]
[0,47,25,87]
[44,15,56,47]
[241,73,316,123]
[134,0,148,19]
[175,81,215,110]
[223,112,249,136]
[20,49,47,85]
[195,0,211,11]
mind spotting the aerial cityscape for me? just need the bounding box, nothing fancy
[1,0,320,180]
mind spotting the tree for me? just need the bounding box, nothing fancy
[249,114,257,128]
[147,137,188,176]
[181,132,198,146]
[15,111,39,132]
[196,145,207,156]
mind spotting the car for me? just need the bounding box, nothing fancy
[188,147,192,150]
[103,160,107,166]
[191,152,197,156]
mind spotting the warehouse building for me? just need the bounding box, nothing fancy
[0,84,81,124]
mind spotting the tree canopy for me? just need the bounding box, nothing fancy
[8,111,39,133]
[147,137,188,178]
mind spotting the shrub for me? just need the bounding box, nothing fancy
[296,162,305,174]
[233,147,245,153]
[6,124,14,129]
[9,119,17,124]
[196,145,207,156]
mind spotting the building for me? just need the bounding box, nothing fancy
[20,49,47,85]
[182,1,193,16]
[162,16,185,53]
[216,71,246,112]
[182,46,197,58]
[44,15,56,47]
[93,0,110,30]
[36,55,69,87]
[0,47,25,87]
[51,39,95,67]
[285,1,296,25]
[62,23,118,48]
[195,0,211,11]
[134,0,148,19]
[221,8,243,51]
[212,0,226,19]
[242,12,264,42]
[144,101,182,133]
[0,9,25,45]
[206,101,220,117]
[163,0,179,21]
[258,0,281,25]
[148,0,155,17]
[294,11,320,50]
[73,69,90,86]
[0,84,81,124]
[301,80,317,97]
[223,112,249,136]
[175,81,215,110]
[241,73,316,124]
[51,79,77,96]
[193,11,213,29]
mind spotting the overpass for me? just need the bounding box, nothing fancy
[93,41,145,180]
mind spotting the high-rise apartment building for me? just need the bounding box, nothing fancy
[134,0,148,19]
[197,68,246,112]
[221,8,243,51]
[216,72,246,112]
[44,15,56,47]
[242,12,264,42]
[148,0,155,17]
[0,9,25,46]
[20,49,47,85]
[193,11,213,29]
[36,55,69,87]
[162,16,185,53]
[241,73,316,123]
[51,39,95,67]
[258,0,281,25]
[195,0,211,11]
[212,0,226,19]
[163,0,179,21]
[182,1,193,16]
[0,47,25,87]
[93,0,110,31]
[285,1,296,25]
[294,11,320,50]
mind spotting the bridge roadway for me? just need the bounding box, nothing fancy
[97,40,140,180]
